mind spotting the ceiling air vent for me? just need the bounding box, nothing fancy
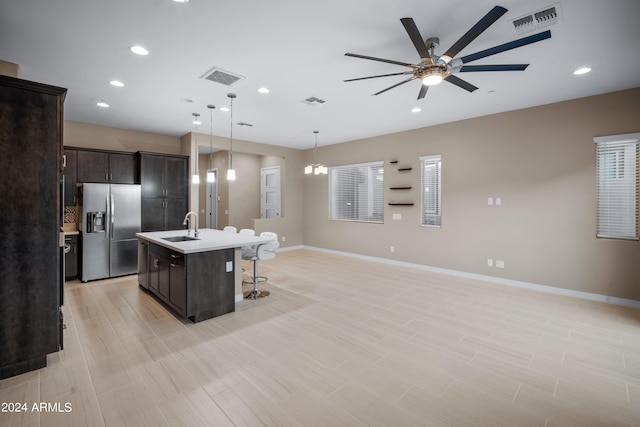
[301,96,327,107]
[510,3,561,36]
[200,67,245,86]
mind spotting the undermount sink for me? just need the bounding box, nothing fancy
[162,235,200,242]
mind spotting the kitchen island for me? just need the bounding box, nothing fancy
[136,229,274,322]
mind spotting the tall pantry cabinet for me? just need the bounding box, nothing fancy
[0,75,66,379]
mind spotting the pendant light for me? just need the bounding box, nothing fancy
[191,113,201,184]
[304,130,327,175]
[227,93,237,181]
[206,104,216,183]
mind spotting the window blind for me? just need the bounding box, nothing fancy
[329,161,384,223]
[594,133,639,240]
[420,155,442,227]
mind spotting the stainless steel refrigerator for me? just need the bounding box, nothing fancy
[81,183,141,282]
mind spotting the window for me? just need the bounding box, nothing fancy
[594,133,639,240]
[329,161,384,223]
[421,155,442,227]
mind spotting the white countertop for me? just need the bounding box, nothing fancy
[136,228,274,254]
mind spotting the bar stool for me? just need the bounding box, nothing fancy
[243,231,279,299]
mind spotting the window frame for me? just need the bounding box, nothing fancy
[328,161,384,224]
[594,133,639,241]
[420,154,442,228]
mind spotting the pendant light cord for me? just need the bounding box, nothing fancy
[193,113,199,173]
[209,105,214,170]
[229,95,234,169]
[314,131,319,165]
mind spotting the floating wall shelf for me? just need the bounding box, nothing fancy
[389,158,414,205]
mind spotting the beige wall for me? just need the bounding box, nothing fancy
[195,151,230,230]
[228,152,261,231]
[64,120,181,154]
[302,88,640,301]
[184,132,304,247]
[0,60,21,78]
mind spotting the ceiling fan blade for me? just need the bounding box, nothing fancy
[417,84,429,100]
[444,74,478,92]
[400,17,431,59]
[345,52,416,68]
[459,64,529,72]
[441,6,508,62]
[344,71,414,82]
[459,30,551,64]
[373,77,416,96]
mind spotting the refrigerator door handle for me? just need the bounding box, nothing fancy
[110,193,115,239]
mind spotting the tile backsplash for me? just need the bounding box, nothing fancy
[64,206,77,224]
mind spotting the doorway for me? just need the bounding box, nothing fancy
[206,169,218,228]
[261,166,281,218]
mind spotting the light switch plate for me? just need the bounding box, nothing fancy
[488,197,493,205]
[496,197,502,205]
[226,261,233,272]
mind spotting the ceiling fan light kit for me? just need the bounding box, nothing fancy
[422,68,444,86]
[344,5,552,100]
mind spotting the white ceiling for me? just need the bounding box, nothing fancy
[1,0,639,150]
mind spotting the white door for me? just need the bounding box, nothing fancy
[261,166,281,218]
[206,169,218,228]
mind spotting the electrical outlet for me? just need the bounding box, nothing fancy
[392,213,402,220]
[282,236,286,242]
[496,260,505,269]
[487,258,493,267]
[390,246,395,253]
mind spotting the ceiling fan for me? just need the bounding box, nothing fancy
[344,5,551,99]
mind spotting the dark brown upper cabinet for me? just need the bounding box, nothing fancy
[63,148,77,206]
[75,149,138,184]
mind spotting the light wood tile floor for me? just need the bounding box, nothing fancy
[2,249,640,426]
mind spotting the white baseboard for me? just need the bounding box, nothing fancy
[277,244,303,253]
[301,246,640,309]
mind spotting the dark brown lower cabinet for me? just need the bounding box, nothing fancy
[142,242,234,322]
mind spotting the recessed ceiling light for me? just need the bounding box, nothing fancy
[129,45,149,56]
[97,101,109,108]
[573,67,591,75]
[411,107,422,113]
[109,80,124,87]
[173,0,189,3]
[257,87,270,94]
[220,106,230,112]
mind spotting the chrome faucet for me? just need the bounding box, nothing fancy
[182,211,199,237]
